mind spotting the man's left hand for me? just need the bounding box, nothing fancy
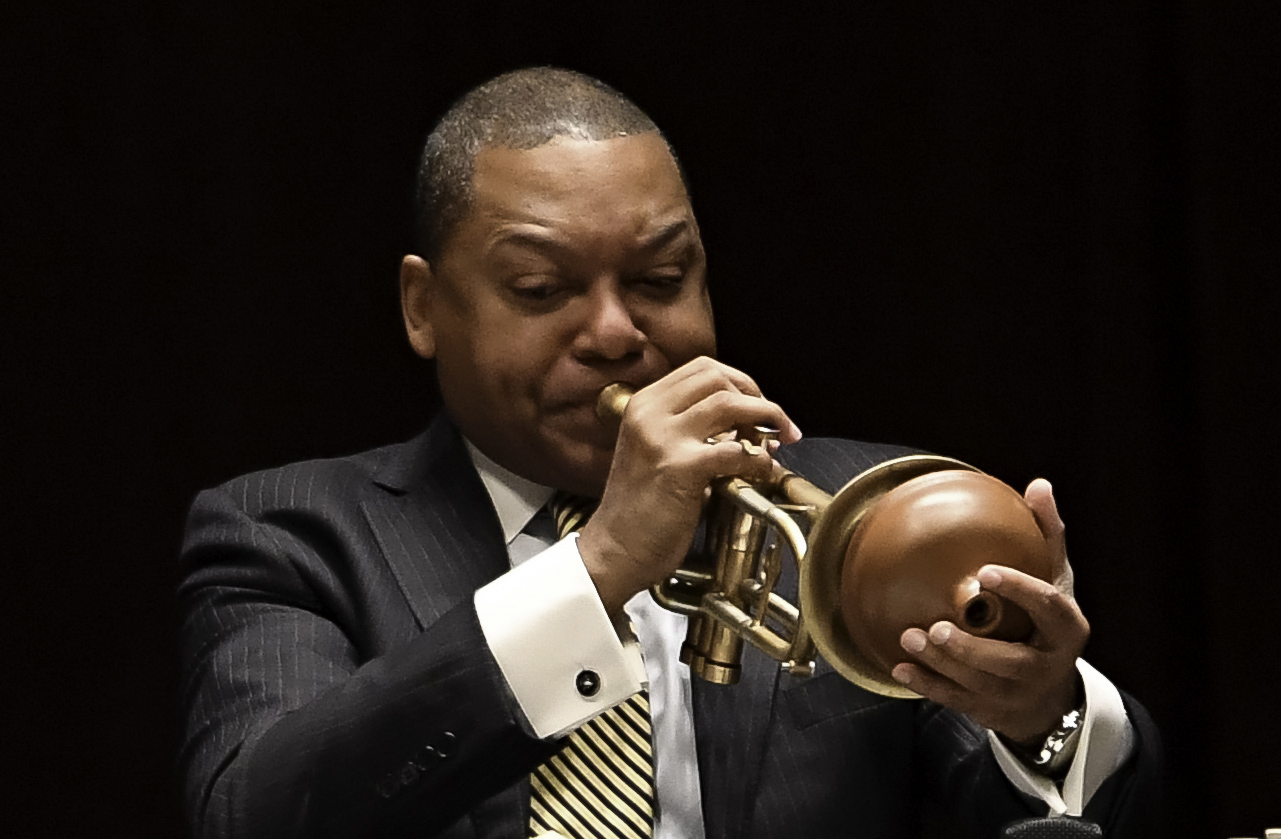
[889,478,1089,745]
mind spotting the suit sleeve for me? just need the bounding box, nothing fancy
[177,483,558,839]
[909,695,1163,838]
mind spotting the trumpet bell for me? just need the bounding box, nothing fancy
[801,456,1055,698]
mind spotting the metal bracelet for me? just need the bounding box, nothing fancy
[1028,705,1084,774]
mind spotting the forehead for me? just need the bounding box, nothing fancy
[462,133,694,249]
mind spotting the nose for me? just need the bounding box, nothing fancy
[573,282,646,361]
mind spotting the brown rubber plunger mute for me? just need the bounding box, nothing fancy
[839,470,1055,683]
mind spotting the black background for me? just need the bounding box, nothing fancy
[7,2,1279,836]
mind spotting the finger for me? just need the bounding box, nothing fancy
[890,661,976,713]
[913,621,1039,681]
[1022,479,1076,596]
[976,565,1087,651]
[680,390,797,444]
[1024,478,1066,569]
[641,359,802,442]
[697,439,779,483]
[898,625,1011,695]
[654,356,764,401]
[639,364,750,420]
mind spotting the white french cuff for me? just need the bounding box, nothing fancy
[475,533,648,740]
[988,658,1136,816]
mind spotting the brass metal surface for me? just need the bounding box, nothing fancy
[595,382,985,697]
[801,454,979,698]
[597,384,821,683]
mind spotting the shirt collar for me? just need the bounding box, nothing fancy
[464,440,555,545]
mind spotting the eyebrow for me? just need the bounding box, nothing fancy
[488,219,694,258]
[637,220,694,251]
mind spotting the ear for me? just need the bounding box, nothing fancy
[400,255,437,359]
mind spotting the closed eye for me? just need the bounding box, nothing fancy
[630,269,686,297]
[509,275,568,303]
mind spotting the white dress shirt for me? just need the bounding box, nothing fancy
[467,442,1134,833]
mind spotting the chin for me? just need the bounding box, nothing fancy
[535,416,616,492]
[548,439,614,498]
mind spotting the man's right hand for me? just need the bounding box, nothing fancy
[576,356,801,615]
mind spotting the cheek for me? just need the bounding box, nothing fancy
[434,326,525,414]
[469,320,570,400]
[652,306,717,361]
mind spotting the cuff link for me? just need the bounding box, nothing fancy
[575,669,601,698]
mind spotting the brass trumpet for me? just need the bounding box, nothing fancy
[596,383,1055,698]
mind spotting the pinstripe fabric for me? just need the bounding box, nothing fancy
[178,419,557,839]
[529,493,655,839]
[177,415,1161,839]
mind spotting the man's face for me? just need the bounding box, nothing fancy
[404,132,716,496]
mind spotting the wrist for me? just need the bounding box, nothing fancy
[1006,671,1083,746]
[577,525,649,616]
[1004,692,1087,779]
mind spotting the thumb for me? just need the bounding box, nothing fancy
[1025,478,1073,596]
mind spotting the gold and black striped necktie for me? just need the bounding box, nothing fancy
[529,493,655,839]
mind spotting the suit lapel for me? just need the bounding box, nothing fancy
[359,414,511,630]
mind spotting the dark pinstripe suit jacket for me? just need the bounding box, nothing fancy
[178,414,1161,839]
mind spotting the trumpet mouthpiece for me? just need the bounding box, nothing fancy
[596,382,635,424]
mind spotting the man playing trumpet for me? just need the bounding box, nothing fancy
[179,68,1161,838]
